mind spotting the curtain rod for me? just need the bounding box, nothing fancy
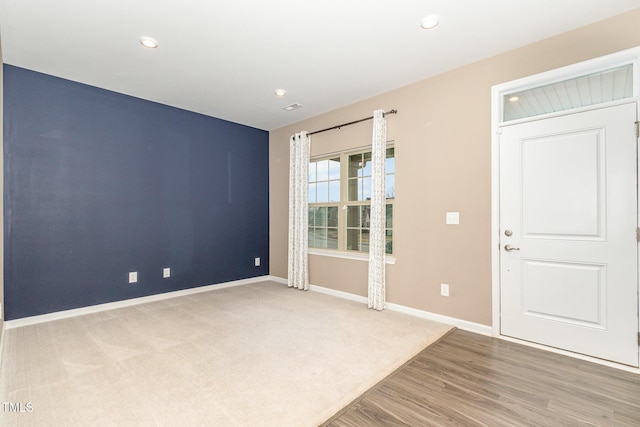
[307,109,397,136]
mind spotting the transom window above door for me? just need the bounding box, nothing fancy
[502,63,635,122]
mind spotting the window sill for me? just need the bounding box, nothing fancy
[308,249,396,265]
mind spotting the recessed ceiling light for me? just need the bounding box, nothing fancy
[140,37,158,48]
[275,89,286,97]
[421,15,440,30]
[509,96,520,102]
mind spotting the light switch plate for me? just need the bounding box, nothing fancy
[446,212,460,225]
[440,283,450,297]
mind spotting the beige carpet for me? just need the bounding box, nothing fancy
[0,280,452,426]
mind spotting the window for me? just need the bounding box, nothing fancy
[502,63,634,122]
[308,147,394,255]
[308,158,340,249]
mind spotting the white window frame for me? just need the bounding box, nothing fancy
[308,144,396,264]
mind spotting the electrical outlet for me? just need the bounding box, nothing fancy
[255,257,261,267]
[440,283,450,297]
[163,268,171,278]
[128,271,138,284]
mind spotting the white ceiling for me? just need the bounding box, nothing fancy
[1,1,638,131]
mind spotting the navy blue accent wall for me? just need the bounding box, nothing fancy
[3,65,269,320]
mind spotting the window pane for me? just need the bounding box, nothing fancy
[362,152,372,177]
[329,180,340,202]
[308,162,316,182]
[384,148,396,173]
[308,183,316,203]
[329,158,340,180]
[327,228,338,249]
[385,156,395,174]
[315,228,327,248]
[385,174,395,199]
[361,205,371,229]
[317,182,329,203]
[348,178,359,201]
[349,154,361,178]
[360,229,370,252]
[386,204,393,229]
[362,177,371,201]
[385,230,393,254]
[347,206,360,227]
[317,160,329,181]
[347,229,360,251]
[308,207,315,226]
[327,207,338,227]
[315,207,327,226]
[308,228,315,247]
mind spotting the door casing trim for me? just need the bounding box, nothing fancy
[490,46,640,369]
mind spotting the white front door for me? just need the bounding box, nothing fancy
[499,102,639,367]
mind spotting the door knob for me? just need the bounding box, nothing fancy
[504,244,520,252]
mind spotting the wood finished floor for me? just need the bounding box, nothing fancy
[324,329,640,426]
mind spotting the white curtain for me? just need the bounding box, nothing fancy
[368,110,387,310]
[288,132,310,290]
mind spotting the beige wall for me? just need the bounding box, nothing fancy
[269,9,640,326]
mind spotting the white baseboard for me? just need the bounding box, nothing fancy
[267,275,288,285]
[310,284,368,304]
[271,276,492,336]
[385,302,493,336]
[5,275,271,329]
